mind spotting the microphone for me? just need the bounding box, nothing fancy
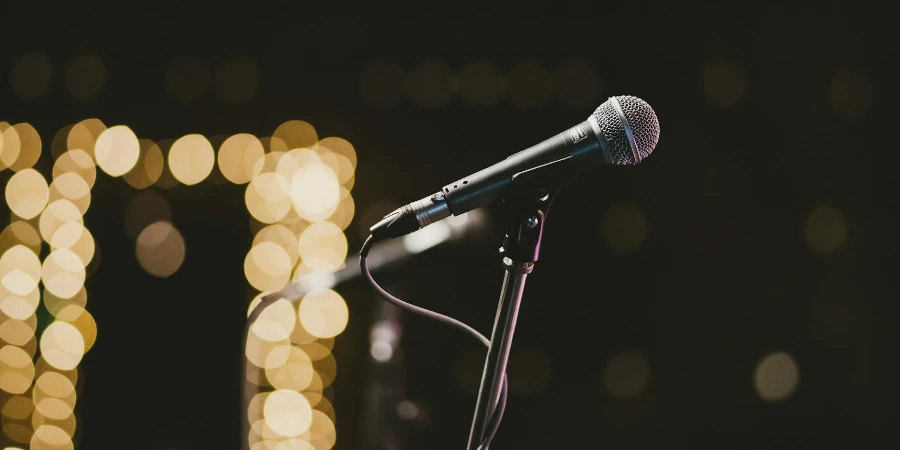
[369,95,660,242]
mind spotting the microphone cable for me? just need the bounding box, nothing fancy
[360,235,508,450]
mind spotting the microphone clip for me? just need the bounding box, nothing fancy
[499,156,577,263]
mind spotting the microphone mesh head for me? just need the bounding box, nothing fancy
[591,95,660,165]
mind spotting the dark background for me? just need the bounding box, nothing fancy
[2,0,898,449]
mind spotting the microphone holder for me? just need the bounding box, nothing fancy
[466,156,576,450]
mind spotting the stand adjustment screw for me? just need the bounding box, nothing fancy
[523,216,539,228]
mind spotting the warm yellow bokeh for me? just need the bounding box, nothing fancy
[251,298,296,342]
[169,134,215,185]
[264,389,313,437]
[297,222,347,272]
[5,168,49,219]
[53,149,97,189]
[245,173,292,224]
[135,221,186,278]
[39,199,84,244]
[8,123,42,172]
[290,163,340,222]
[123,139,165,189]
[273,120,318,151]
[31,424,74,450]
[298,289,349,339]
[67,118,107,160]
[244,241,292,292]
[49,172,91,215]
[219,133,265,184]
[41,248,87,300]
[39,322,85,371]
[253,224,301,268]
[95,125,141,177]
[0,345,35,394]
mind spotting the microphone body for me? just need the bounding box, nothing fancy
[370,96,659,242]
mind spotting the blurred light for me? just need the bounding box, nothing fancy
[49,222,95,269]
[602,349,651,398]
[290,163,341,222]
[7,123,42,172]
[506,61,552,109]
[254,224,300,268]
[67,118,107,161]
[754,351,799,401]
[5,168,49,219]
[0,316,35,346]
[264,389,312,437]
[43,286,87,319]
[51,124,75,160]
[552,61,601,108]
[830,69,872,120]
[251,298,296,342]
[403,221,451,254]
[39,200,83,244]
[41,248,86,300]
[168,134,215,185]
[245,173,292,224]
[327,187,355,231]
[165,56,210,105]
[396,400,419,421]
[1,395,34,420]
[219,133,265,184]
[244,241,293,292]
[124,190,172,240]
[94,125,141,177]
[0,122,19,170]
[316,137,357,184]
[457,61,505,109]
[0,345,34,394]
[701,58,748,109]
[600,203,649,254]
[314,351,337,388]
[33,371,77,420]
[154,139,181,189]
[49,172,91,215]
[1,245,42,297]
[9,51,53,100]
[273,120,318,151]
[405,59,454,109]
[0,283,39,321]
[805,205,847,255]
[63,53,107,101]
[0,221,42,255]
[308,409,337,448]
[265,345,315,391]
[297,222,347,272]
[39,321,84,371]
[245,332,291,369]
[215,56,260,104]
[3,422,33,445]
[30,425,73,450]
[507,348,553,396]
[301,340,333,360]
[123,139,164,189]
[31,410,77,442]
[56,305,97,352]
[298,289,348,339]
[52,149,97,189]
[135,220,186,278]
[359,61,405,108]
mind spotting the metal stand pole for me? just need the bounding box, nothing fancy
[465,156,576,450]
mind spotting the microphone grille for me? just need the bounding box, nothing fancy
[591,95,660,165]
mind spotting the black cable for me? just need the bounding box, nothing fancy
[360,235,508,449]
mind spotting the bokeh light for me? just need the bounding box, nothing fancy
[264,389,313,437]
[39,321,85,371]
[56,305,97,352]
[123,139,165,189]
[253,224,301,268]
[0,122,19,170]
[5,168,49,219]
[49,172,91,215]
[30,424,74,450]
[600,203,649,254]
[251,298,297,342]
[754,351,799,401]
[297,222,347,272]
[94,125,140,177]
[805,205,847,255]
[33,371,77,420]
[53,149,97,189]
[0,221,42,255]
[244,241,293,292]
[246,173,293,224]
[290,163,341,222]
[265,346,315,392]
[602,349,651,399]
[273,121,318,151]
[168,134,215,185]
[135,221,186,278]
[298,289,349,339]
[0,316,35,346]
[67,118,107,161]
[124,190,172,239]
[0,345,35,394]
[39,200,83,244]
[219,133,265,184]
[41,248,86,300]
[7,123,42,172]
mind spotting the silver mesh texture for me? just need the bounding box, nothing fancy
[591,95,660,165]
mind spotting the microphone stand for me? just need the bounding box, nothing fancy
[465,157,575,450]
